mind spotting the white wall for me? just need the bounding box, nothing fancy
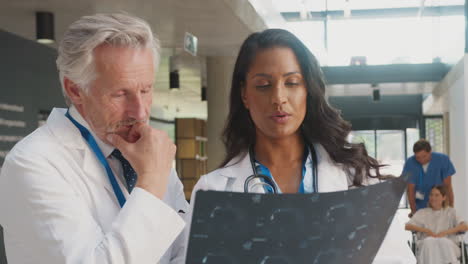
[435,55,468,222]
[448,71,467,221]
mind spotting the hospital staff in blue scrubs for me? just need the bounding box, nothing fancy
[403,139,455,217]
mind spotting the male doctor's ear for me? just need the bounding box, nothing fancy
[63,77,86,106]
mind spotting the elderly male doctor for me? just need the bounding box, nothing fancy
[0,13,188,263]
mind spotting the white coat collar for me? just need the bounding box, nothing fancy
[46,107,84,149]
[215,143,349,193]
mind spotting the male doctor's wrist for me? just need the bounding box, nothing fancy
[136,174,168,200]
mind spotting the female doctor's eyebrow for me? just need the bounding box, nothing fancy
[250,73,271,79]
[250,71,301,79]
[283,71,301,77]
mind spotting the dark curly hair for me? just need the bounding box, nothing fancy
[220,28,386,186]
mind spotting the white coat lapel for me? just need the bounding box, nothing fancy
[314,144,349,192]
[82,147,118,196]
[46,108,116,196]
[219,152,266,193]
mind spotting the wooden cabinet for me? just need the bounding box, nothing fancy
[175,118,208,200]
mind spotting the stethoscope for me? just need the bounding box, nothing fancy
[244,144,318,194]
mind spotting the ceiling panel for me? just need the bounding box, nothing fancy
[271,0,464,12]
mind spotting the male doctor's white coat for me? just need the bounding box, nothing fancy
[189,144,416,264]
[0,108,188,264]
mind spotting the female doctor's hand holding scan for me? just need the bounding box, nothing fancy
[187,29,416,264]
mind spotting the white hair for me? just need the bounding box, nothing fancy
[56,13,160,105]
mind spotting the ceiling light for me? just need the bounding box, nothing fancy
[372,84,380,102]
[170,70,180,90]
[36,12,54,44]
[201,86,207,101]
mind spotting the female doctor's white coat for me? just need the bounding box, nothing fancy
[189,144,416,264]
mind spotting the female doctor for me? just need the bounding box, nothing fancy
[190,29,415,263]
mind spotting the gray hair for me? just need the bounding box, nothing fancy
[56,13,160,105]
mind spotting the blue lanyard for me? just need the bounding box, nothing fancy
[65,110,126,208]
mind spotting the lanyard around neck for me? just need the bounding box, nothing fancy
[65,110,126,208]
[249,144,318,193]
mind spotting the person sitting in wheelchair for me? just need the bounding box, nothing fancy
[405,185,467,264]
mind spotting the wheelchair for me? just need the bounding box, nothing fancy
[409,231,466,264]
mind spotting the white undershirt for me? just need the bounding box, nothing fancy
[422,162,429,173]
